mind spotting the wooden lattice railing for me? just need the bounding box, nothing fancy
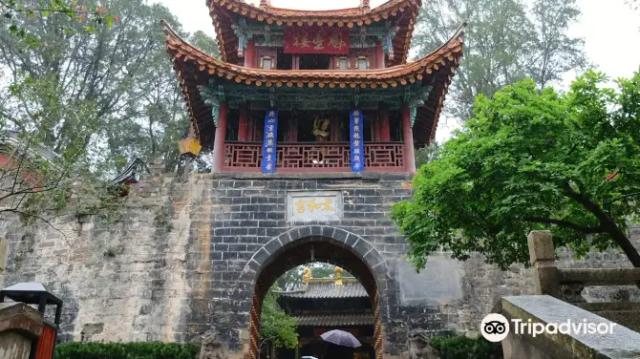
[366,142,405,168]
[224,141,405,171]
[224,142,262,168]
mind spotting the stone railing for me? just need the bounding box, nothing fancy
[223,141,405,172]
[527,230,640,331]
[500,295,640,359]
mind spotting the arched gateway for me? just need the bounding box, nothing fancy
[241,228,387,359]
[163,0,463,357]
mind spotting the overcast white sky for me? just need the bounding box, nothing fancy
[154,0,640,143]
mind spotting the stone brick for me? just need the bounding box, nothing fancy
[299,226,312,238]
[251,248,270,266]
[310,226,323,236]
[345,233,360,247]
[333,229,348,243]
[263,239,282,256]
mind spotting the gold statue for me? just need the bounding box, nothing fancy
[313,117,331,142]
[302,266,313,284]
[335,266,343,286]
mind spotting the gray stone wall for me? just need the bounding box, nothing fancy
[0,173,216,343]
[206,173,414,356]
[0,171,638,358]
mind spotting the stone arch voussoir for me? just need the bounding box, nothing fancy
[239,225,387,284]
[240,225,389,359]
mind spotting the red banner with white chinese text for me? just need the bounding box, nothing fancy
[284,26,350,55]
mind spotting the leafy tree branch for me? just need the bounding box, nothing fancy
[393,70,640,269]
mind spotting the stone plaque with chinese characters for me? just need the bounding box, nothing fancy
[287,191,343,223]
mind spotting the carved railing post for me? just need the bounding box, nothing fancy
[527,230,560,297]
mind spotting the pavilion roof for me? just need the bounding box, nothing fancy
[208,0,421,65]
[294,313,375,327]
[163,21,464,148]
[278,279,369,299]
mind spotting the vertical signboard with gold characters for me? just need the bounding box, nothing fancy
[261,110,279,173]
[287,191,343,223]
[350,110,365,173]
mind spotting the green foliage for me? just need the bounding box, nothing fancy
[260,290,298,350]
[190,30,220,58]
[0,0,217,223]
[413,0,585,120]
[393,71,640,269]
[54,342,199,359]
[0,0,119,47]
[430,335,502,359]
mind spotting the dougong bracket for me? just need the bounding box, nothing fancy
[199,82,226,127]
[232,18,253,57]
[404,85,432,127]
[269,87,276,108]
[381,23,398,60]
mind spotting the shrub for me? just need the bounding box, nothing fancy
[430,334,502,359]
[55,342,199,359]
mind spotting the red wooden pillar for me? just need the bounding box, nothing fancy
[238,105,250,141]
[379,109,391,141]
[402,106,416,174]
[244,39,255,68]
[213,103,229,172]
[375,41,385,69]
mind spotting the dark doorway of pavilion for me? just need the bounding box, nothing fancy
[248,237,382,359]
[299,54,331,70]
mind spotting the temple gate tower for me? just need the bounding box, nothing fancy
[164,0,463,357]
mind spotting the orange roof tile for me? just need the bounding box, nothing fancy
[212,0,417,21]
[208,0,421,66]
[165,22,462,89]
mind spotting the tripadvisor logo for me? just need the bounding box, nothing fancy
[480,313,510,342]
[480,313,617,342]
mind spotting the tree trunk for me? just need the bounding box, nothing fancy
[603,221,640,268]
[563,183,640,267]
